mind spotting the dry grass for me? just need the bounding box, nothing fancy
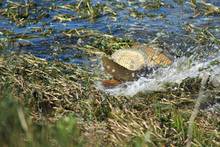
[0,53,219,146]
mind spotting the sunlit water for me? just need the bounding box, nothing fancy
[1,0,220,61]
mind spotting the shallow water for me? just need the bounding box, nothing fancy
[0,1,219,58]
[0,0,220,96]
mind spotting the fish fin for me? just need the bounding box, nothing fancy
[102,79,121,88]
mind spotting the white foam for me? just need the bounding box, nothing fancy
[97,54,220,97]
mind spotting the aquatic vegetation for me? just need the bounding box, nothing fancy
[190,0,220,16]
[129,8,166,19]
[0,1,50,26]
[0,53,219,146]
[0,0,220,146]
[185,24,220,45]
[55,0,116,22]
[63,28,134,55]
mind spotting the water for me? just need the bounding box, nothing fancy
[0,0,220,97]
[99,53,220,96]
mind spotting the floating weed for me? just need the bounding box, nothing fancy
[184,24,220,46]
[53,13,76,22]
[0,1,50,26]
[87,35,134,55]
[55,0,116,22]
[63,28,135,55]
[128,8,166,19]
[190,0,220,17]
[173,0,184,5]
[129,8,145,19]
[141,0,166,10]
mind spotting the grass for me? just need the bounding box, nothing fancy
[0,0,220,146]
[0,86,84,146]
[0,53,219,146]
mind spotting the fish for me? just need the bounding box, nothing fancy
[102,56,136,81]
[144,47,173,66]
[102,79,122,88]
[102,56,154,82]
[101,45,173,87]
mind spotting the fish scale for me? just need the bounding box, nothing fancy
[102,44,173,86]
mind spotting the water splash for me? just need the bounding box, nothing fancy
[97,53,220,97]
